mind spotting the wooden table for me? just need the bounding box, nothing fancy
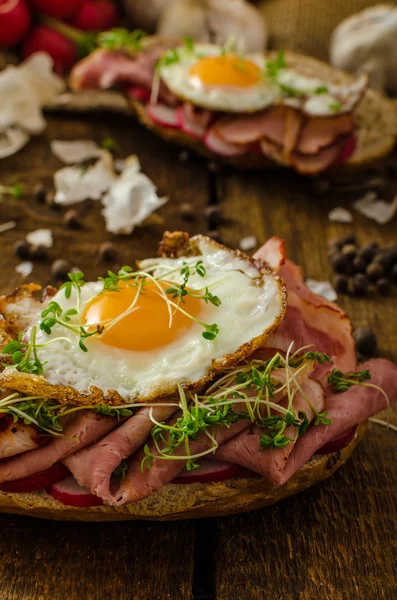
[0,113,396,600]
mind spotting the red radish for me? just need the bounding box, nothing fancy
[316,426,357,455]
[49,475,104,507]
[147,103,180,129]
[0,0,31,48]
[127,85,151,103]
[204,128,248,157]
[22,25,77,73]
[93,0,118,29]
[335,135,356,164]
[173,460,249,484]
[31,0,83,19]
[176,106,207,140]
[0,463,70,493]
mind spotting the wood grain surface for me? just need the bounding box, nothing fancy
[0,114,396,600]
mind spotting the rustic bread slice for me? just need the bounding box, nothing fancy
[58,47,397,172]
[0,421,366,521]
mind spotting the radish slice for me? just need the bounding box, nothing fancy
[147,103,180,129]
[176,105,207,140]
[316,426,357,455]
[48,476,104,507]
[0,463,70,493]
[335,135,356,164]
[173,460,246,484]
[126,85,151,103]
[204,128,248,157]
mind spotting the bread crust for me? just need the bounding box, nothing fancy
[0,421,367,521]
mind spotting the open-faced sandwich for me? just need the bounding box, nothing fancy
[0,232,396,521]
[69,35,397,175]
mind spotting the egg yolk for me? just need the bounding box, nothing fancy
[189,55,262,88]
[83,280,203,352]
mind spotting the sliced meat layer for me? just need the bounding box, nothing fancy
[0,411,116,483]
[0,414,40,459]
[290,141,346,174]
[280,358,397,486]
[215,378,325,483]
[297,114,354,155]
[64,405,177,503]
[109,417,252,506]
[215,106,288,146]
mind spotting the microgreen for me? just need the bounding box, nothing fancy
[157,48,180,70]
[266,50,286,80]
[328,368,371,392]
[315,86,328,95]
[184,37,195,53]
[314,411,332,426]
[329,101,342,112]
[2,327,46,375]
[94,405,133,420]
[0,184,23,198]
[260,432,291,449]
[100,136,121,153]
[113,461,128,484]
[97,28,146,51]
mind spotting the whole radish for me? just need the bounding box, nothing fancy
[71,0,118,31]
[22,24,77,73]
[31,0,83,19]
[0,0,31,48]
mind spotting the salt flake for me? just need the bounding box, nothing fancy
[353,192,397,224]
[239,236,258,251]
[15,261,33,277]
[305,278,338,302]
[328,207,353,223]
[53,151,115,205]
[101,155,168,235]
[0,128,29,159]
[51,140,104,164]
[26,228,53,248]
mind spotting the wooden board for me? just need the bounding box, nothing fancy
[0,114,396,600]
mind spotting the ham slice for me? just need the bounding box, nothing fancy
[290,141,346,174]
[109,417,252,506]
[297,115,354,155]
[215,378,325,482]
[279,358,397,487]
[254,245,356,379]
[255,236,285,271]
[215,107,287,146]
[0,411,116,484]
[69,47,177,105]
[64,405,177,503]
[0,415,40,459]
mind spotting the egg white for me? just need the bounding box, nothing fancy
[159,44,280,113]
[11,239,285,402]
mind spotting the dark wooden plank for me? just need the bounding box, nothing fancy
[215,166,397,599]
[0,515,194,600]
[0,114,211,600]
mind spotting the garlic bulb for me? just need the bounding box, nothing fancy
[158,0,267,52]
[330,4,397,94]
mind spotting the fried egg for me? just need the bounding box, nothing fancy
[159,44,279,113]
[0,237,286,403]
[158,45,367,116]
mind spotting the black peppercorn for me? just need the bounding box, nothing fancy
[179,203,195,222]
[330,252,352,274]
[391,263,397,283]
[366,261,384,282]
[333,274,349,294]
[51,259,71,280]
[352,255,366,273]
[99,241,118,262]
[357,244,377,264]
[13,239,30,260]
[339,233,357,247]
[341,243,357,259]
[376,278,391,296]
[351,273,369,296]
[64,209,81,229]
[33,183,47,203]
[30,245,48,261]
[354,327,378,357]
